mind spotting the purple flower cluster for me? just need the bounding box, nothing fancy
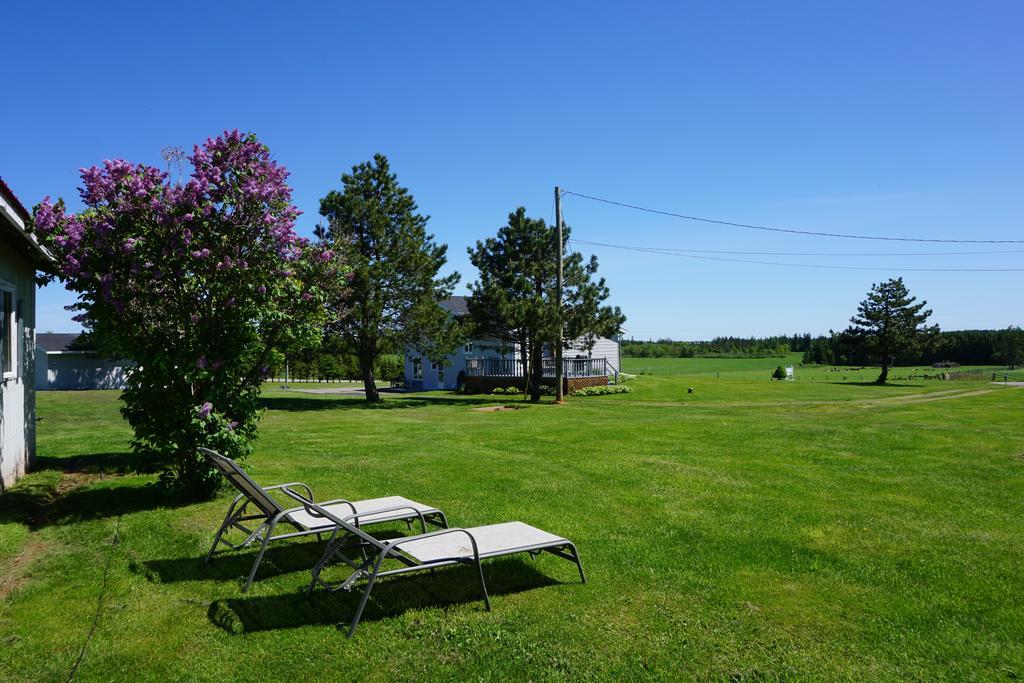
[34,130,307,292]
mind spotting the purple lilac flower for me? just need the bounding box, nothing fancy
[197,402,213,420]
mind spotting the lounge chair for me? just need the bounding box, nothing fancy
[199,448,448,592]
[282,487,586,637]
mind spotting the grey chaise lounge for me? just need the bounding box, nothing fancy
[199,448,448,592]
[282,487,586,637]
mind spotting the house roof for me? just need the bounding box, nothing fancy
[37,333,86,353]
[440,295,469,316]
[0,177,57,273]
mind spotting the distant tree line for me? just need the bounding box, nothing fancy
[623,328,1022,367]
[621,335,811,359]
[803,326,1022,368]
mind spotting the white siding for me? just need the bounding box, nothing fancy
[566,335,621,374]
[404,339,513,390]
[0,238,37,490]
[404,335,620,390]
[37,353,131,390]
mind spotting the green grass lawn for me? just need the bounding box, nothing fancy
[2,361,1023,680]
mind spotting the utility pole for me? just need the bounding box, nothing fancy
[555,186,564,403]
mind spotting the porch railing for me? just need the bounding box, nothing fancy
[465,356,609,378]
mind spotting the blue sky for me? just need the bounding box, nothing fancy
[3,2,1021,339]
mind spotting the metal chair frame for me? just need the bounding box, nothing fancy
[199,448,448,592]
[283,487,586,637]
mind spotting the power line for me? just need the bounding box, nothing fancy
[569,239,1024,258]
[562,189,1024,244]
[569,238,1024,272]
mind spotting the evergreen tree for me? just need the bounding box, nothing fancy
[467,207,624,401]
[995,325,1023,369]
[845,278,939,384]
[317,154,460,402]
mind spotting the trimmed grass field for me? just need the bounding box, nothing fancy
[2,358,1023,680]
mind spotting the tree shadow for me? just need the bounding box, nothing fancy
[0,475,186,530]
[209,558,563,633]
[33,452,156,475]
[260,394,518,412]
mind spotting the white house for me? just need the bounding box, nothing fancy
[404,296,621,392]
[0,178,54,490]
[35,333,131,390]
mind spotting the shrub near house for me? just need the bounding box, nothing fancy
[31,131,348,498]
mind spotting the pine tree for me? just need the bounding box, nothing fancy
[467,207,624,401]
[317,154,460,402]
[846,278,939,384]
[995,325,1023,369]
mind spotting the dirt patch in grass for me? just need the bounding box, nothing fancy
[858,388,994,407]
[0,470,114,597]
[470,405,526,413]
[0,537,52,600]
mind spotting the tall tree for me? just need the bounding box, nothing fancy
[995,325,1023,369]
[846,278,939,384]
[467,207,624,401]
[317,154,460,402]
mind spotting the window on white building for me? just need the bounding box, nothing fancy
[1,289,14,377]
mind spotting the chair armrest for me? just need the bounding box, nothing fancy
[281,487,350,527]
[340,505,427,530]
[264,482,315,501]
[308,498,357,517]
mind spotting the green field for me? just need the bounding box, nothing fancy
[2,360,1023,680]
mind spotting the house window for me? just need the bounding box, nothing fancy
[437,369,445,385]
[464,343,473,353]
[1,289,13,377]
[412,358,423,380]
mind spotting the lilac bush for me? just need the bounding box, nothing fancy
[33,131,348,498]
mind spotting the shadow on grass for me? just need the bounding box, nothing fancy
[209,558,561,633]
[143,530,405,585]
[0,475,185,530]
[260,394,522,412]
[34,451,156,475]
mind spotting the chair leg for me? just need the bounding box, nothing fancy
[567,543,587,584]
[476,560,491,611]
[347,552,387,638]
[307,529,342,597]
[242,523,276,593]
[204,509,236,564]
[435,511,449,529]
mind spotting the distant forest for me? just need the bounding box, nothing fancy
[623,328,1021,366]
[621,336,806,359]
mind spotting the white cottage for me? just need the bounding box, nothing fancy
[404,296,621,392]
[35,333,131,390]
[0,178,54,490]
